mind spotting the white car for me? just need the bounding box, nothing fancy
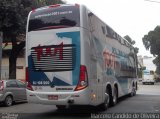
[142,78,155,85]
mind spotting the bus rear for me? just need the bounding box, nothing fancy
[26,4,89,107]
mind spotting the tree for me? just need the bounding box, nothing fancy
[142,26,160,74]
[124,35,135,45]
[0,0,65,79]
[123,35,139,54]
[142,26,160,56]
[153,56,160,74]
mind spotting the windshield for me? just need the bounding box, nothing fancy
[28,6,80,31]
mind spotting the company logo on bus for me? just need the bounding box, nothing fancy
[34,42,63,61]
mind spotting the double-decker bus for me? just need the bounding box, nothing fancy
[26,4,138,110]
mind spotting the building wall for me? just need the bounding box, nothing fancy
[1,58,9,79]
[1,58,25,80]
[143,57,156,71]
[16,58,25,80]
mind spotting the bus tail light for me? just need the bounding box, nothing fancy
[26,67,29,82]
[27,82,34,91]
[26,67,34,91]
[75,65,88,91]
[49,4,60,8]
[31,8,36,12]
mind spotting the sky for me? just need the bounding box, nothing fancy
[65,0,160,57]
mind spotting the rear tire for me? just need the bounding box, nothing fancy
[110,87,118,106]
[4,96,13,107]
[130,86,136,97]
[99,91,109,111]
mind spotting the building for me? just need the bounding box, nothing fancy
[1,42,25,81]
[143,56,156,71]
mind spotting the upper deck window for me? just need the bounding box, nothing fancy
[28,5,80,31]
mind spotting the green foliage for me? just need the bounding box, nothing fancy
[153,56,160,66]
[153,56,160,74]
[0,0,32,39]
[155,66,160,75]
[142,26,160,56]
[123,35,139,54]
[124,35,135,45]
[142,26,160,74]
[32,0,65,8]
[134,47,139,54]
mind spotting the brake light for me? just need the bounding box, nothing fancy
[32,8,36,12]
[26,67,33,91]
[27,82,34,91]
[49,4,60,8]
[75,65,88,91]
[0,80,4,91]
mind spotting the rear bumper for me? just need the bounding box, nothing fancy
[142,80,155,84]
[27,88,90,106]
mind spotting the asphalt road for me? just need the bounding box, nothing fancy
[0,83,160,119]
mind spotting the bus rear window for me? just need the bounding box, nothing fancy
[28,6,80,31]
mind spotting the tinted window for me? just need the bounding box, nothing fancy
[17,81,26,88]
[29,6,80,31]
[6,81,18,88]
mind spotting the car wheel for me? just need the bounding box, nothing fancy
[4,96,13,107]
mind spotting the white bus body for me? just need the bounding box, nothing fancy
[142,70,155,85]
[26,4,138,109]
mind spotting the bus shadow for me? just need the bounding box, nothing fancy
[39,105,101,118]
[37,95,134,118]
[22,95,136,119]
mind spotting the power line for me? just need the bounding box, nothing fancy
[144,0,160,3]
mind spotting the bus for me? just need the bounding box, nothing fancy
[142,69,155,85]
[26,4,138,110]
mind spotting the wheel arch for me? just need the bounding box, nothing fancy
[4,93,14,101]
[106,83,112,97]
[114,83,119,98]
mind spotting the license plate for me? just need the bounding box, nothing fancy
[48,95,58,100]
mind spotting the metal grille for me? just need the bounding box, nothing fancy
[31,44,76,72]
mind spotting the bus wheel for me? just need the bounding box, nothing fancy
[110,87,118,106]
[99,89,109,111]
[56,105,66,110]
[130,86,136,97]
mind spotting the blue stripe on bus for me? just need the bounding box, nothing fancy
[56,31,80,86]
